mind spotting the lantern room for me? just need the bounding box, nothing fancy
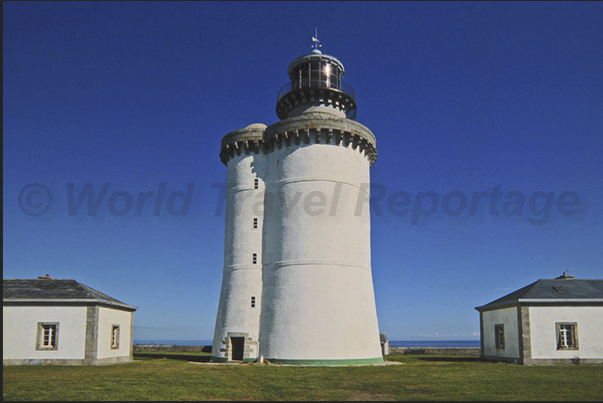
[276,49,357,121]
[288,49,345,91]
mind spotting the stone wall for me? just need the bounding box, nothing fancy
[388,347,480,356]
[133,344,212,353]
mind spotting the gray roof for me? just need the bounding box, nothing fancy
[475,277,603,312]
[3,279,138,311]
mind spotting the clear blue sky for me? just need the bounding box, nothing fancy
[4,1,602,342]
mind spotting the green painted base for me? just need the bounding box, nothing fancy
[264,356,384,366]
[209,356,260,363]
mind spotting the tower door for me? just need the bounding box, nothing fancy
[230,337,245,361]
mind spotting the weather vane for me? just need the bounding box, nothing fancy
[312,28,322,51]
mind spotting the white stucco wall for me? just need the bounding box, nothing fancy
[96,307,133,359]
[3,305,87,360]
[481,307,520,359]
[529,306,603,360]
[259,139,382,361]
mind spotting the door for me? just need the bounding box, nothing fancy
[230,337,245,361]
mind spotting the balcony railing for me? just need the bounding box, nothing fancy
[277,80,356,103]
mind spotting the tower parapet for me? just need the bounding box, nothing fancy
[220,116,377,166]
[264,114,377,165]
[219,123,266,165]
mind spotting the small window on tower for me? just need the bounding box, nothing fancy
[251,296,256,308]
[254,178,259,189]
[253,218,258,229]
[252,253,257,264]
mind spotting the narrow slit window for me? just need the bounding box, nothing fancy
[253,218,258,229]
[254,178,259,189]
[252,253,257,264]
[495,324,504,349]
[111,325,120,349]
[251,296,256,308]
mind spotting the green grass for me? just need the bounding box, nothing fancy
[3,353,602,401]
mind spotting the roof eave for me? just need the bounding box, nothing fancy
[476,298,603,312]
[3,298,138,311]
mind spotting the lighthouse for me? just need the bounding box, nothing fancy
[211,35,382,365]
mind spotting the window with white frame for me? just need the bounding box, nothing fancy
[556,322,579,350]
[36,322,59,350]
[111,325,120,349]
[495,324,505,349]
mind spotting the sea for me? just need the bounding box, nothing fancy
[134,340,481,348]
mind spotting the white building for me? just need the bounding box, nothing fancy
[475,273,603,365]
[211,40,383,365]
[3,277,138,365]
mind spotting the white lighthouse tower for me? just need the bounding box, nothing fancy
[211,35,382,365]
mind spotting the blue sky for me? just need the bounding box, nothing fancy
[4,1,602,341]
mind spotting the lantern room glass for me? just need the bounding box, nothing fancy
[291,60,341,91]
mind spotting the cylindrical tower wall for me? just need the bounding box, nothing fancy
[258,121,382,363]
[211,138,266,362]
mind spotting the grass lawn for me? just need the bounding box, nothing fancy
[3,352,603,401]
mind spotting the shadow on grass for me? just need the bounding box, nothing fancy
[415,356,483,363]
[134,353,212,362]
